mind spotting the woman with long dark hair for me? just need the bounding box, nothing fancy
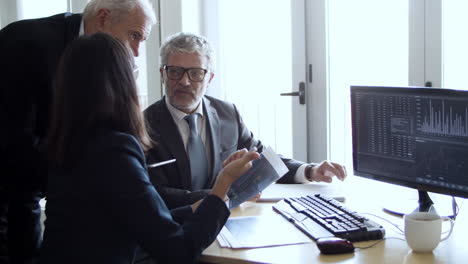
[40,33,259,264]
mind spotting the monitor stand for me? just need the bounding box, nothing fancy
[382,190,456,218]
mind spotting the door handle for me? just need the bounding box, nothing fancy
[280,82,305,105]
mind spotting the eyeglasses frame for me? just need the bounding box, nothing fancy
[163,65,208,82]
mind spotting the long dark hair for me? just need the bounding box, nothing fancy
[48,33,153,169]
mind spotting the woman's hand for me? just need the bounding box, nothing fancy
[190,199,203,212]
[210,149,260,200]
[222,148,257,168]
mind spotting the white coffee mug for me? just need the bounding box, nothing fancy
[404,211,454,252]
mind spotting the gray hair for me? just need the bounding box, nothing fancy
[160,32,215,72]
[83,0,156,25]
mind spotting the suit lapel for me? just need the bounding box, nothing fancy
[204,97,222,187]
[155,100,192,189]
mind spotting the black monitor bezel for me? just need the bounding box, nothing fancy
[351,85,468,199]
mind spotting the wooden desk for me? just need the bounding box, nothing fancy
[201,177,467,264]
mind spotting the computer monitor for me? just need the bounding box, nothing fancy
[351,85,468,218]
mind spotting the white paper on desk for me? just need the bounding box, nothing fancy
[217,216,311,249]
[227,146,288,209]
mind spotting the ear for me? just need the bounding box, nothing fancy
[208,72,215,84]
[159,67,164,81]
[95,9,112,30]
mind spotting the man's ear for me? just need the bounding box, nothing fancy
[159,67,165,82]
[208,72,215,83]
[95,9,112,30]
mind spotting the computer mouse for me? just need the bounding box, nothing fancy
[316,237,355,255]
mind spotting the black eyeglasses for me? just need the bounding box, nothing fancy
[163,65,208,82]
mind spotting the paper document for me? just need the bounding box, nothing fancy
[227,146,288,209]
[217,216,311,249]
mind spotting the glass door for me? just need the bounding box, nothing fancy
[210,0,307,160]
[442,0,468,90]
[306,0,410,167]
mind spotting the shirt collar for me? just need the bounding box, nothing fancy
[165,96,204,122]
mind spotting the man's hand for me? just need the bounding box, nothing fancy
[306,161,347,183]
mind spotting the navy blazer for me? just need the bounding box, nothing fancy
[40,131,229,264]
[144,96,304,209]
[0,12,81,189]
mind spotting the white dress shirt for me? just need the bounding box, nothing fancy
[165,97,212,175]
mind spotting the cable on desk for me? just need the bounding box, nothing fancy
[360,213,404,235]
[451,196,460,220]
[355,237,406,250]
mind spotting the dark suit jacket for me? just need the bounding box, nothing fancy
[144,96,304,209]
[0,13,81,190]
[40,131,229,264]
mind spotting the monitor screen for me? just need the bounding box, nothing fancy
[351,85,468,216]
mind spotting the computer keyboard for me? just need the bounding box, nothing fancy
[273,194,385,242]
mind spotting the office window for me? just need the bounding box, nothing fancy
[213,0,294,157]
[442,1,468,90]
[327,0,409,166]
[17,0,68,19]
[135,43,150,108]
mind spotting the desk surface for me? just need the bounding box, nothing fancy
[201,176,467,264]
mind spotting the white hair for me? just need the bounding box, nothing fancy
[83,0,156,25]
[160,32,215,72]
